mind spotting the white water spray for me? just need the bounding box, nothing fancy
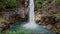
[23,0,38,29]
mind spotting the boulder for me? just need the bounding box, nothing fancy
[36,15,56,25]
[0,18,9,28]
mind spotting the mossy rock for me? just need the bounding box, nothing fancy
[54,14,60,18]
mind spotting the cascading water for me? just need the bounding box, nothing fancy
[29,0,35,23]
[23,0,38,29]
[7,0,55,34]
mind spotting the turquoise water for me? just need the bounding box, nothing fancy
[9,22,55,34]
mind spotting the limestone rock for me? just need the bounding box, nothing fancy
[0,18,9,28]
[36,14,56,25]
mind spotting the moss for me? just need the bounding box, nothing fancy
[56,0,60,3]
[36,0,45,3]
[54,14,60,18]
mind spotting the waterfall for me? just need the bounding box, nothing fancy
[29,0,35,23]
[23,0,38,29]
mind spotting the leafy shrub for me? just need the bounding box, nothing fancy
[0,3,6,9]
[36,0,45,10]
[6,29,29,34]
[56,0,60,3]
[0,0,16,9]
[36,0,45,3]
[6,0,16,8]
[54,14,60,18]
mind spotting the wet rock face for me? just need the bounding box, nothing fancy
[16,0,29,18]
[0,0,29,21]
[9,14,26,23]
[0,0,29,32]
[17,0,29,7]
[0,18,9,28]
[36,15,56,25]
[0,14,27,32]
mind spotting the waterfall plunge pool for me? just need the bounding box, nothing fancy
[7,0,55,34]
[9,21,55,34]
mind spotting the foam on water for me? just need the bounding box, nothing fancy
[23,0,38,29]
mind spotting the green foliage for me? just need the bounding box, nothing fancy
[36,0,45,3]
[36,0,45,10]
[54,14,60,18]
[6,30,29,34]
[36,4,42,10]
[0,3,6,9]
[0,0,16,9]
[6,0,16,8]
[56,0,60,3]
[0,28,2,34]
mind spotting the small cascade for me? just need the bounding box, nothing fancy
[23,0,38,29]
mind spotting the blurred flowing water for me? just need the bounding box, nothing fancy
[22,0,38,29]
